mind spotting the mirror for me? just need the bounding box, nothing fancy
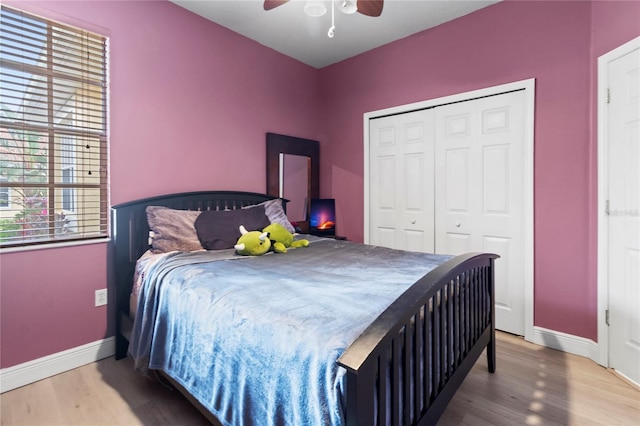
[279,153,309,222]
[266,133,319,233]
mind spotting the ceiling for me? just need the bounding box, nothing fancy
[169,0,500,69]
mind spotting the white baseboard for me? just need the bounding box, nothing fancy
[0,337,115,393]
[0,329,602,394]
[529,326,600,363]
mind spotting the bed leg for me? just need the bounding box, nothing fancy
[115,311,132,360]
[487,331,496,373]
[115,332,128,360]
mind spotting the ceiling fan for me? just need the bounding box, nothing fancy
[264,0,383,38]
[264,0,384,18]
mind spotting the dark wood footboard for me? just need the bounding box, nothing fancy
[338,252,499,426]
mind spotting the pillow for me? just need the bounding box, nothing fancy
[243,198,295,233]
[194,206,271,250]
[146,206,203,252]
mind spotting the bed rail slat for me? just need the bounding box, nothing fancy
[424,300,432,413]
[435,291,442,395]
[377,352,387,426]
[438,288,447,392]
[392,339,401,426]
[403,325,411,425]
[412,310,422,423]
[463,273,470,355]
[447,281,454,380]
[453,278,461,369]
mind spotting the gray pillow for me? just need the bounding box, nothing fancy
[243,198,295,233]
[146,206,203,252]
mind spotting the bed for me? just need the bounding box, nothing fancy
[111,190,498,425]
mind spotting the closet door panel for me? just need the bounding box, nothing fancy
[435,91,526,335]
[369,110,434,251]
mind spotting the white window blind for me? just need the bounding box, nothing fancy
[0,5,108,248]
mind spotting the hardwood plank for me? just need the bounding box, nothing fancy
[1,332,638,425]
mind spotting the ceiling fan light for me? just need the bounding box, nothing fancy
[304,1,327,17]
[338,0,358,14]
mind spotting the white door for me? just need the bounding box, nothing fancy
[434,91,526,335]
[369,110,435,252]
[606,44,640,385]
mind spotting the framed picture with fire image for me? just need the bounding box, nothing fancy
[309,199,336,237]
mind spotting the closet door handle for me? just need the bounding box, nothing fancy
[455,222,461,228]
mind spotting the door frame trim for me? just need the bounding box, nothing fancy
[363,78,535,342]
[597,36,640,368]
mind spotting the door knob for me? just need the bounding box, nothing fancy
[456,222,461,227]
[411,219,416,224]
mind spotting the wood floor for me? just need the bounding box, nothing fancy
[1,332,638,425]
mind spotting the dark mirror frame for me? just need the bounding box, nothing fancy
[266,132,319,233]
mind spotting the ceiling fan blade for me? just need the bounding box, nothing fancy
[264,0,289,11]
[356,0,383,17]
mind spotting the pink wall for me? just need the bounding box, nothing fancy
[1,0,638,369]
[0,0,320,368]
[318,0,640,340]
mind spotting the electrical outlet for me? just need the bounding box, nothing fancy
[95,289,108,307]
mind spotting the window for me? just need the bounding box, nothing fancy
[0,176,9,208]
[0,6,108,247]
[61,133,76,212]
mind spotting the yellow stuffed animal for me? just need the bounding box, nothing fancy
[234,225,271,256]
[263,223,309,253]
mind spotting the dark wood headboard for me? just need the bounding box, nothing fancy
[110,191,282,358]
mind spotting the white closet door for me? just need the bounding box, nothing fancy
[435,91,526,335]
[369,109,435,251]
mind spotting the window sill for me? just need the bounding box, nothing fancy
[0,237,110,254]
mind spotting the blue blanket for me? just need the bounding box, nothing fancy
[129,238,451,426]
